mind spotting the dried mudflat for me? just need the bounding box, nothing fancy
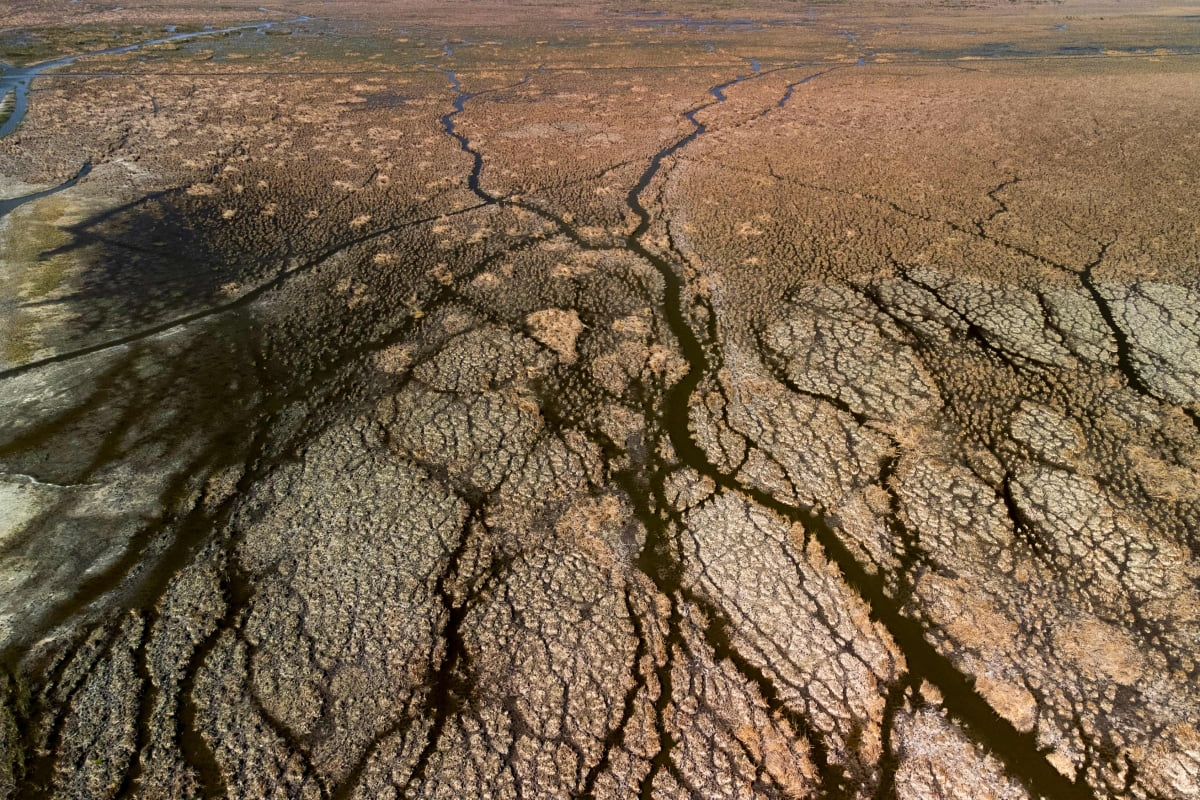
[1,1,1199,798]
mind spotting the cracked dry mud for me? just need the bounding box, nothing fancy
[1,1,1199,798]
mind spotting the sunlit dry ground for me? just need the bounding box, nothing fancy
[1,1,1198,798]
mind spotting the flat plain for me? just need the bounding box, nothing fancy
[1,1,1199,798]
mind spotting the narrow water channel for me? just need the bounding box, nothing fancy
[0,161,91,219]
[617,62,1096,800]
[0,17,309,140]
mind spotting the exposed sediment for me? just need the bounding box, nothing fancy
[1,3,1198,799]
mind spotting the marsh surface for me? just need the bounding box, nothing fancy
[1,1,1199,799]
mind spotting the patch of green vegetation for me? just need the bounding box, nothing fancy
[28,195,68,223]
[25,254,70,299]
[1,205,70,266]
[0,25,186,65]
[1,311,38,364]
[1,669,30,795]
[1,198,74,301]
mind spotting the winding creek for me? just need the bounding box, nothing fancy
[0,17,309,218]
[434,53,1097,799]
[0,161,90,219]
[620,69,1094,800]
[0,17,309,141]
[2,21,1194,795]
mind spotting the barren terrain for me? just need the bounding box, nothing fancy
[1,1,1198,798]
